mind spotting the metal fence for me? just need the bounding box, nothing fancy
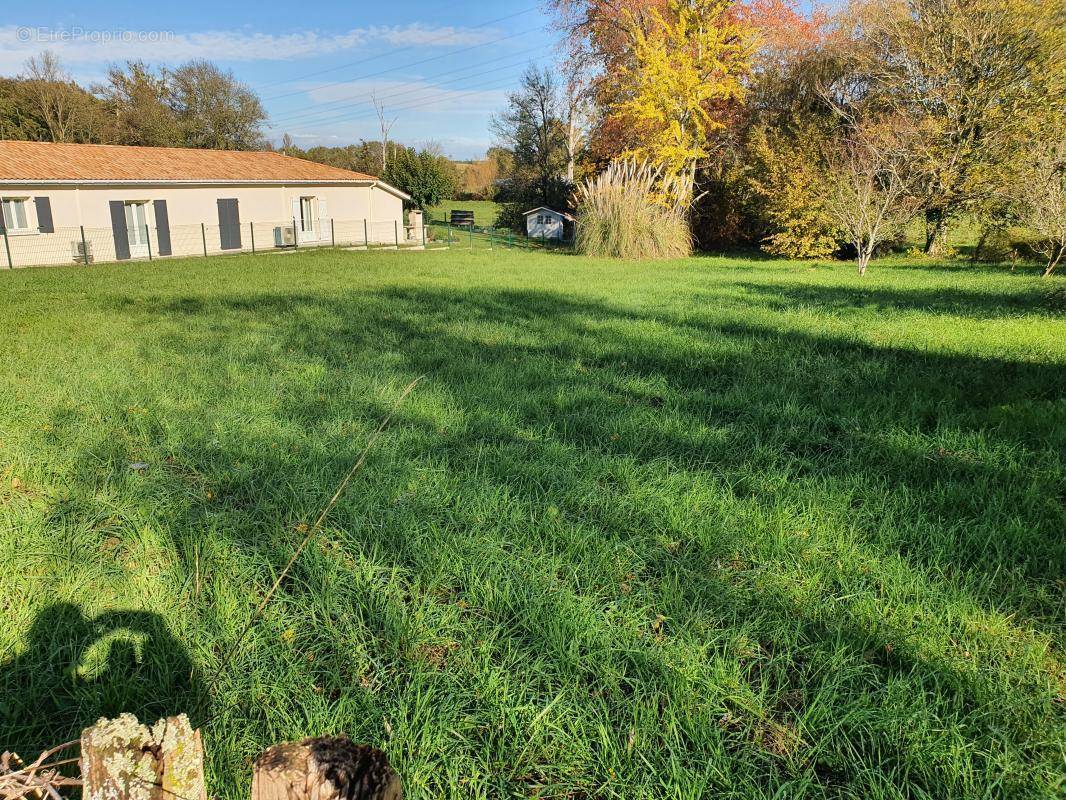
[0,218,428,270]
[0,215,576,270]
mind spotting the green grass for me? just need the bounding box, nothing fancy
[427,199,503,227]
[0,249,1063,799]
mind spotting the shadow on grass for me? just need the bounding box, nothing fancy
[0,605,206,755]
[17,280,1065,796]
[734,280,1065,318]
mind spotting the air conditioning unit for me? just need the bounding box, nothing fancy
[71,240,94,264]
[274,225,297,247]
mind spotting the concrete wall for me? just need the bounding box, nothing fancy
[0,181,406,267]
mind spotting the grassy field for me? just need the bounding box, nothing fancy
[0,248,1063,799]
[428,200,503,227]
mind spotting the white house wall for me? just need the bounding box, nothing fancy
[0,182,406,267]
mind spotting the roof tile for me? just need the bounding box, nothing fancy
[0,140,379,183]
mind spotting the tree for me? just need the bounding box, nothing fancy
[1009,139,1066,277]
[848,0,1060,254]
[170,61,266,150]
[383,146,457,209]
[746,120,838,258]
[21,52,103,143]
[96,62,180,147]
[821,120,920,275]
[613,0,755,184]
[491,66,570,209]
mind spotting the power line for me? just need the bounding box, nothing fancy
[263,25,541,102]
[253,6,540,92]
[267,47,545,127]
[268,73,525,133]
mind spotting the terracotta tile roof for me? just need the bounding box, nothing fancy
[0,140,380,183]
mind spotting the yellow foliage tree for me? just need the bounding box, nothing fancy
[615,0,756,185]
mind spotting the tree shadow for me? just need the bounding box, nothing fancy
[0,604,206,756]
[733,280,1065,319]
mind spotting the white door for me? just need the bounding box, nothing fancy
[318,197,330,242]
[125,202,150,258]
[299,196,315,243]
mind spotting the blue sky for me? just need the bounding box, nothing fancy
[3,1,559,159]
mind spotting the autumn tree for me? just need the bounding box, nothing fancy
[848,0,1060,254]
[20,52,104,143]
[1008,139,1066,277]
[612,0,754,185]
[821,120,919,275]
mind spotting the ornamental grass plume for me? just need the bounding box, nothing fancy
[574,160,693,259]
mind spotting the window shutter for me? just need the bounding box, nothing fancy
[33,197,54,233]
[109,201,130,260]
[217,198,242,250]
[153,200,172,256]
[317,198,328,239]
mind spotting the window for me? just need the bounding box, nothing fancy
[1,198,29,232]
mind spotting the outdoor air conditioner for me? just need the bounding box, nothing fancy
[71,240,94,264]
[274,225,297,247]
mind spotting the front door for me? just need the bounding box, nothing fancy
[124,202,150,258]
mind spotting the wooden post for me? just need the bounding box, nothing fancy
[201,223,208,257]
[2,226,11,268]
[81,714,206,800]
[252,737,401,800]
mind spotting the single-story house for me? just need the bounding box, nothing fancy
[0,140,411,268]
[524,207,575,241]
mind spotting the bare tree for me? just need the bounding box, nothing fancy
[22,51,98,143]
[373,93,397,174]
[1009,139,1066,277]
[822,121,920,276]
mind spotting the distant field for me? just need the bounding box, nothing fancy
[0,248,1063,799]
[427,200,502,227]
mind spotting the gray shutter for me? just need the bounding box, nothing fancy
[109,201,130,260]
[153,200,172,256]
[33,197,54,233]
[217,198,242,250]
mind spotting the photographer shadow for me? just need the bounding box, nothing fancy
[0,603,206,756]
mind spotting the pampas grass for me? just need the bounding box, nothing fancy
[574,161,693,259]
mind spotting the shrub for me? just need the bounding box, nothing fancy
[746,123,839,259]
[574,161,693,259]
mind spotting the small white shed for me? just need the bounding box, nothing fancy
[524,207,574,241]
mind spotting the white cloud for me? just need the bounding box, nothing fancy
[0,24,499,75]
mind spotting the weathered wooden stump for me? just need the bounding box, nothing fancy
[80,714,206,800]
[252,737,401,800]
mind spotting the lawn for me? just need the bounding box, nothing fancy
[0,248,1063,799]
[428,199,503,227]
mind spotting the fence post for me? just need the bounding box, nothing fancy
[469,225,473,249]
[201,223,208,257]
[80,225,89,266]
[2,226,11,269]
[447,223,452,247]
[331,218,336,248]
[394,220,400,249]
[363,219,369,248]
[422,221,427,249]
[489,227,493,250]
[145,225,153,261]
[293,218,299,249]
[251,223,256,253]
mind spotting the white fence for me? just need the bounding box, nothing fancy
[0,218,426,269]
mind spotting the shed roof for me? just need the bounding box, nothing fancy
[524,206,575,221]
